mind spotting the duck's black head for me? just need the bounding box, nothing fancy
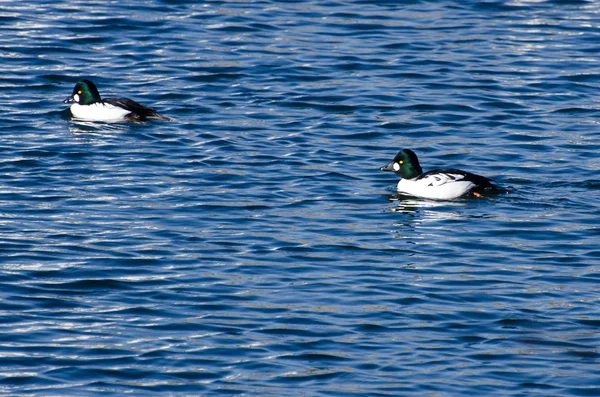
[63,79,102,105]
[380,149,424,179]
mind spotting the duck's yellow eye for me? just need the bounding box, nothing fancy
[77,90,82,95]
[399,160,404,165]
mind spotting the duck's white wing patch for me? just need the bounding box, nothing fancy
[70,102,131,122]
[420,172,466,187]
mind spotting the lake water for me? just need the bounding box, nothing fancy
[1,1,599,396]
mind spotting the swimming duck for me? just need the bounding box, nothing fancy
[380,149,495,200]
[64,79,171,122]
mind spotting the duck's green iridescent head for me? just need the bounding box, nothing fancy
[64,79,102,105]
[380,149,424,179]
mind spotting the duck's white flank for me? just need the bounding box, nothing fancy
[70,102,131,122]
[397,173,476,200]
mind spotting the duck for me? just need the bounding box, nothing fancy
[63,79,171,122]
[380,149,496,200]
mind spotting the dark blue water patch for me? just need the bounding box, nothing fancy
[184,73,247,83]
[278,101,357,113]
[552,106,600,114]
[560,70,600,82]
[377,120,434,130]
[398,103,482,113]
[480,100,529,110]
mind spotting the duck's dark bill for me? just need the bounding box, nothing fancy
[63,96,74,103]
[380,162,395,172]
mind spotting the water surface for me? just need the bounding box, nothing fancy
[0,1,599,396]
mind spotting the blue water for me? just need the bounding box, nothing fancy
[1,1,599,396]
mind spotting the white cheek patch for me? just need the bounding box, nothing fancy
[73,94,80,102]
[393,162,400,171]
